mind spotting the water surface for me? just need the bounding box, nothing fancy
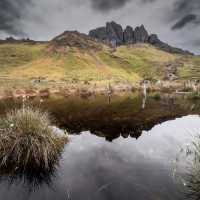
[0,94,200,200]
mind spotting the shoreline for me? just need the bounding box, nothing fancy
[0,80,198,100]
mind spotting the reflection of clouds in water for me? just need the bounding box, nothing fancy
[55,115,200,200]
[58,135,175,200]
[96,115,200,163]
[0,116,200,199]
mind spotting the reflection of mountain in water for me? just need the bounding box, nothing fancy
[0,115,199,199]
[0,93,200,142]
[39,94,200,141]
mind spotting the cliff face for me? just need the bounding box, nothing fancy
[89,22,124,46]
[89,21,193,55]
[89,22,150,46]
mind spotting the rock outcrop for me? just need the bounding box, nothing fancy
[134,25,149,43]
[89,21,193,55]
[123,26,134,44]
[89,21,123,47]
[89,27,107,41]
[106,22,124,46]
[148,34,192,55]
[89,21,150,47]
[50,31,102,50]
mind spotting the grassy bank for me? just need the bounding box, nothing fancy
[0,107,67,171]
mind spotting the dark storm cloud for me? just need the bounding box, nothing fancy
[0,0,199,53]
[173,0,200,15]
[172,14,197,30]
[90,0,131,11]
[170,0,200,28]
[0,0,30,35]
[90,0,156,12]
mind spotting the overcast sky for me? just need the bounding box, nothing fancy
[0,0,200,53]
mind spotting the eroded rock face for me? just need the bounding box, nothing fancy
[124,26,134,44]
[89,22,149,46]
[148,34,159,44]
[148,34,193,55]
[134,25,149,43]
[89,27,107,41]
[106,21,124,46]
[89,21,123,47]
[89,22,193,55]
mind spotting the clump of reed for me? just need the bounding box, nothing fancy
[0,107,66,171]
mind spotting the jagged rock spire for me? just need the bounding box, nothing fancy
[134,25,149,43]
[89,21,123,47]
[89,21,149,46]
[89,21,193,55]
[123,26,134,44]
[106,21,124,46]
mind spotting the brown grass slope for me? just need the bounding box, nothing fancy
[0,31,199,92]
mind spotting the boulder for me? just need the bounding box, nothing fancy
[148,34,159,44]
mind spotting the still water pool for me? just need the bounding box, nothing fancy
[0,94,200,200]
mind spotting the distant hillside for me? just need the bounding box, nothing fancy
[0,29,199,95]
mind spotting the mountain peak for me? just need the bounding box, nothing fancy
[50,31,102,51]
[89,21,193,55]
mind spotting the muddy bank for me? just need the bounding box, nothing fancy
[0,80,196,100]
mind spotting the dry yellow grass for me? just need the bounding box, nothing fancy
[0,42,199,91]
[0,107,66,171]
[10,58,66,80]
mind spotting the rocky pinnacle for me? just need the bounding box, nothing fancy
[89,21,193,55]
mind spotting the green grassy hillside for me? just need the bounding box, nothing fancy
[0,36,199,92]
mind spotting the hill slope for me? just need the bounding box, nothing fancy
[0,31,199,96]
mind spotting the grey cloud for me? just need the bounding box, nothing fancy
[172,14,197,30]
[0,0,30,36]
[90,0,156,12]
[90,0,131,12]
[171,0,200,24]
[167,0,200,51]
[0,0,199,54]
[174,0,200,15]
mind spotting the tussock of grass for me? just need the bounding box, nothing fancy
[0,107,66,171]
